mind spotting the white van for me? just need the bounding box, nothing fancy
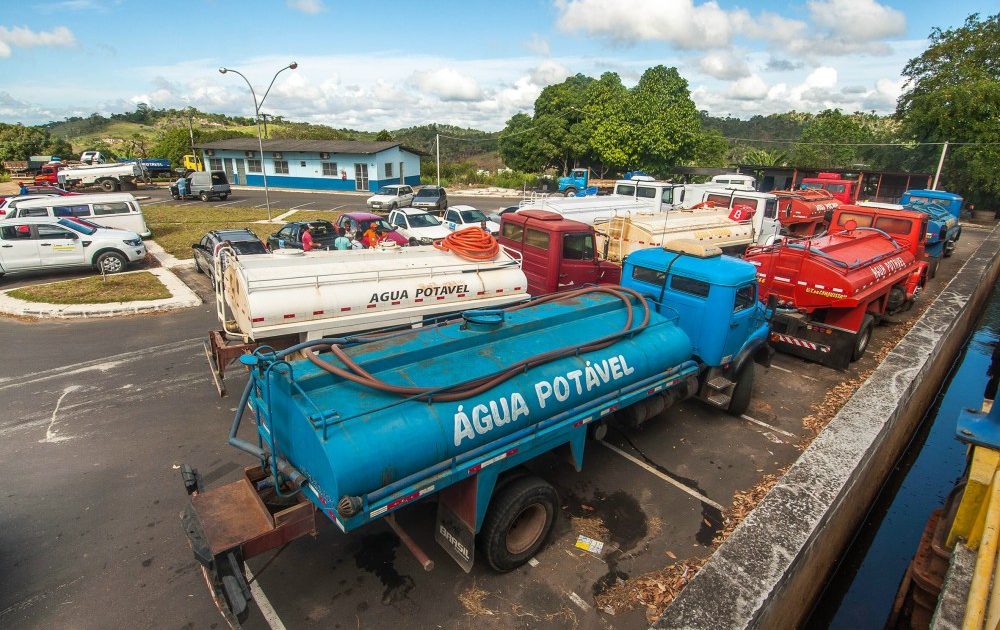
[3,192,152,237]
[685,188,781,245]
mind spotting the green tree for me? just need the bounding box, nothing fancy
[897,12,1000,207]
[498,113,550,172]
[375,129,393,141]
[791,109,869,168]
[149,128,251,169]
[0,123,73,161]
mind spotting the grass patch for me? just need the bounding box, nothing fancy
[8,271,171,304]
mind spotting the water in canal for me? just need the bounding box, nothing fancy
[807,281,1000,629]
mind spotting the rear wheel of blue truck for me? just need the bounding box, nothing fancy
[727,362,754,416]
[480,476,557,571]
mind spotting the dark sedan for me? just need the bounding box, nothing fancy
[268,220,339,251]
[192,228,268,281]
[412,186,448,212]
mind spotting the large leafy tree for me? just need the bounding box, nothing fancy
[896,12,1000,207]
[0,123,72,162]
[498,112,552,172]
[791,109,869,168]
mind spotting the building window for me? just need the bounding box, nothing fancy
[300,161,306,167]
[247,159,262,173]
[322,162,338,176]
[385,162,394,178]
[208,158,223,171]
[274,160,289,175]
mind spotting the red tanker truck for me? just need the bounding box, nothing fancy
[744,205,929,369]
[772,189,840,237]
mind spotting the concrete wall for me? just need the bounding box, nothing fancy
[655,225,1000,630]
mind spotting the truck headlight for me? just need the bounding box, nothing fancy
[124,238,143,246]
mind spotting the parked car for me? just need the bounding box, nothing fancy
[411,186,448,211]
[267,220,340,251]
[387,207,451,244]
[366,184,414,211]
[3,192,152,237]
[170,171,231,201]
[0,195,59,217]
[443,204,501,235]
[335,212,408,246]
[0,217,145,277]
[192,228,268,281]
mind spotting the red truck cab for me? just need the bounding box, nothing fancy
[830,204,928,269]
[33,162,67,186]
[498,210,621,295]
[800,172,858,205]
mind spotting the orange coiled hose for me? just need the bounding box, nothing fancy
[433,227,500,261]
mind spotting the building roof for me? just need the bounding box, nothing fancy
[195,138,426,156]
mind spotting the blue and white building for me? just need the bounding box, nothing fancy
[195,139,423,192]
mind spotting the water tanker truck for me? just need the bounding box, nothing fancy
[182,242,771,624]
[206,242,531,394]
[859,200,959,278]
[744,204,929,369]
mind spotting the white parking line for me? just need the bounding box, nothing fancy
[769,362,818,381]
[272,209,299,222]
[599,440,724,511]
[327,204,345,212]
[143,199,167,206]
[289,202,314,210]
[253,203,269,208]
[741,414,797,439]
[213,199,243,207]
[244,566,287,630]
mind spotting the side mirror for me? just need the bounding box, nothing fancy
[766,294,778,310]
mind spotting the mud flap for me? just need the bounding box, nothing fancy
[435,477,478,573]
[769,314,855,370]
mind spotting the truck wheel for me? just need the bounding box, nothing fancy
[727,362,754,416]
[200,191,210,202]
[480,476,557,572]
[563,188,577,197]
[100,178,116,192]
[194,256,203,274]
[928,256,939,279]
[95,251,127,274]
[852,315,875,362]
[220,194,229,201]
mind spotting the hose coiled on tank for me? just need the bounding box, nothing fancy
[432,227,500,261]
[304,285,651,402]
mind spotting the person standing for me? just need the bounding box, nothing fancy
[351,230,365,249]
[18,182,29,195]
[301,224,314,252]
[334,227,351,250]
[363,222,379,248]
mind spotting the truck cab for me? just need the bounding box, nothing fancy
[558,168,589,196]
[901,189,964,220]
[831,204,928,265]
[611,177,681,211]
[497,210,620,294]
[621,241,772,414]
[801,172,857,204]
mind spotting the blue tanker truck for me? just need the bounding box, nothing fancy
[181,242,771,622]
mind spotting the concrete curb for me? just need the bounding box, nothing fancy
[655,225,1000,630]
[0,268,201,319]
[145,239,194,269]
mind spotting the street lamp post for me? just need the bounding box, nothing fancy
[218,62,298,222]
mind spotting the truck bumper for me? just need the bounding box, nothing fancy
[769,313,856,370]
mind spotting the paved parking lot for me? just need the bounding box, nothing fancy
[0,228,988,629]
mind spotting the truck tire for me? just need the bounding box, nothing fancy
[852,315,875,362]
[95,251,127,274]
[928,256,939,279]
[220,194,229,201]
[99,178,116,192]
[727,362,754,416]
[480,476,557,572]
[563,187,577,197]
[389,202,397,211]
[200,191,210,202]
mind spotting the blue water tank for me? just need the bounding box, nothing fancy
[252,292,694,512]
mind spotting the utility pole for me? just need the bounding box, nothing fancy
[436,132,441,188]
[187,111,196,163]
[932,141,948,190]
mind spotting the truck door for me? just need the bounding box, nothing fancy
[37,223,86,266]
[558,232,599,290]
[0,224,41,270]
[520,226,554,294]
[724,284,758,363]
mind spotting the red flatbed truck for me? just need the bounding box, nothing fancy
[743,205,929,369]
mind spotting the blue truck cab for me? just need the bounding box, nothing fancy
[902,189,964,221]
[907,201,959,260]
[557,168,589,196]
[621,240,772,415]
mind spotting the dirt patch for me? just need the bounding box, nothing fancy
[458,583,495,617]
[570,515,609,541]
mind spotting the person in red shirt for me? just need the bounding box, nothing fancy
[301,225,314,251]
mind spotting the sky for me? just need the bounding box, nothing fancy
[0,0,990,131]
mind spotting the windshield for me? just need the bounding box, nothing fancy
[378,187,400,195]
[460,208,488,223]
[58,217,96,234]
[415,188,439,198]
[408,213,442,228]
[65,217,103,230]
[232,241,267,255]
[801,182,824,189]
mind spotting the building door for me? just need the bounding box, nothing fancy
[354,163,369,191]
[235,159,246,185]
[224,158,237,184]
[399,162,404,185]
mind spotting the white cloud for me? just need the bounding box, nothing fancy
[804,66,838,89]
[286,0,326,14]
[525,33,550,56]
[529,59,570,86]
[0,25,76,57]
[725,75,769,101]
[808,0,906,41]
[697,51,750,80]
[554,0,749,50]
[412,68,483,102]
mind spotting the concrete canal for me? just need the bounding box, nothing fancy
[807,276,1000,628]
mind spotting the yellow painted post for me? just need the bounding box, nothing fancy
[962,470,1000,630]
[950,447,1000,548]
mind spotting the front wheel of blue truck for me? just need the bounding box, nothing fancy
[480,476,558,572]
[727,362,754,416]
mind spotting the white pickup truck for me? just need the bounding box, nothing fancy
[58,162,148,192]
[0,216,146,277]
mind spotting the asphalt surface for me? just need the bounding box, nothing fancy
[0,228,989,629]
[137,184,522,216]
